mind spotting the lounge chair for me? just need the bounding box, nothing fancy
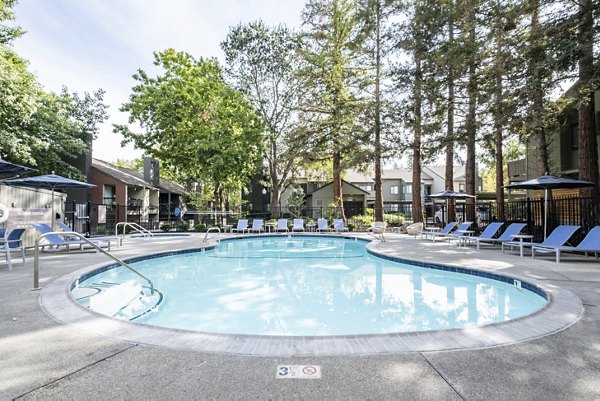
[502,224,580,257]
[231,219,249,234]
[367,221,386,241]
[446,221,474,242]
[532,226,600,263]
[32,223,112,252]
[275,219,289,232]
[292,219,305,232]
[333,219,349,232]
[58,221,123,247]
[420,222,458,241]
[470,222,527,250]
[316,218,331,232]
[405,222,424,237]
[459,222,504,247]
[0,227,26,270]
[249,219,264,233]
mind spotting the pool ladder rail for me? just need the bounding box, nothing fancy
[115,222,154,243]
[33,231,154,295]
[203,226,221,242]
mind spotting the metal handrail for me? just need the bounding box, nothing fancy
[34,231,154,294]
[115,222,154,241]
[202,226,221,242]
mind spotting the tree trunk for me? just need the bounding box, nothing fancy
[374,0,384,222]
[445,2,456,223]
[531,0,549,176]
[494,4,505,222]
[464,4,477,223]
[412,36,423,224]
[577,0,599,204]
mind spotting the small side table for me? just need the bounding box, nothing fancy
[265,223,276,233]
[456,230,474,247]
[509,234,534,257]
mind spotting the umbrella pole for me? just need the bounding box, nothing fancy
[544,189,548,239]
[51,188,55,229]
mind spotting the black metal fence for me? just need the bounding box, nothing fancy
[65,196,600,243]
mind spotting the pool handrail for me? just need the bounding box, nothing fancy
[115,222,154,242]
[34,231,154,294]
[203,226,221,242]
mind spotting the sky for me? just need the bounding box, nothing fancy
[12,0,306,162]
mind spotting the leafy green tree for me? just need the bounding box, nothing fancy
[221,21,301,212]
[115,49,265,209]
[286,185,306,217]
[0,0,22,45]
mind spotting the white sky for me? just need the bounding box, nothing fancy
[13,0,306,162]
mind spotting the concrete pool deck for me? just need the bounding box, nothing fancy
[1,232,599,399]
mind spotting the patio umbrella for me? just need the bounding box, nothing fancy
[429,190,476,225]
[503,174,594,238]
[3,173,96,228]
[0,158,36,179]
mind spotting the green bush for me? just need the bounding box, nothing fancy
[347,223,356,232]
[194,224,207,232]
[93,227,108,236]
[177,223,190,232]
[160,224,172,232]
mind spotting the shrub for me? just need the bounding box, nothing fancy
[194,224,207,232]
[177,223,190,232]
[160,224,172,232]
[94,227,108,236]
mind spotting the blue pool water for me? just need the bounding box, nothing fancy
[73,236,547,336]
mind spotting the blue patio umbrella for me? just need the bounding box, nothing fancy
[429,189,476,225]
[0,158,36,179]
[3,173,96,227]
[503,174,594,238]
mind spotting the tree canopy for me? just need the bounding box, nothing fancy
[115,49,265,208]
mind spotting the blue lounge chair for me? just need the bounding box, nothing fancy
[471,222,526,250]
[459,222,504,248]
[446,221,474,242]
[532,226,600,263]
[232,219,249,234]
[1,228,26,270]
[249,219,264,233]
[502,224,580,257]
[316,218,331,232]
[275,219,289,232]
[292,219,305,232]
[32,223,112,252]
[333,219,348,232]
[421,222,458,241]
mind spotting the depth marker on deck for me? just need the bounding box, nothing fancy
[276,365,321,379]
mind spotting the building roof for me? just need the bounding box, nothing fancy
[91,159,186,195]
[307,179,370,196]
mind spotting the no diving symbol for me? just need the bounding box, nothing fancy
[276,364,321,379]
[302,366,317,376]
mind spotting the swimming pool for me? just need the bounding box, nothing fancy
[72,236,547,336]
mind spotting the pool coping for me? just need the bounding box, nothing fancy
[40,235,584,356]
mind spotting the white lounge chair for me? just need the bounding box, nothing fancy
[249,219,264,233]
[367,221,386,241]
[232,219,249,234]
[333,219,348,232]
[275,219,289,232]
[405,222,424,237]
[292,219,305,232]
[316,218,331,232]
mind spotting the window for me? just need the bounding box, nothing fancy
[402,184,412,194]
[459,183,465,193]
[103,185,115,205]
[360,184,372,192]
[390,185,399,195]
[389,204,399,212]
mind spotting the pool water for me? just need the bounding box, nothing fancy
[73,236,547,336]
